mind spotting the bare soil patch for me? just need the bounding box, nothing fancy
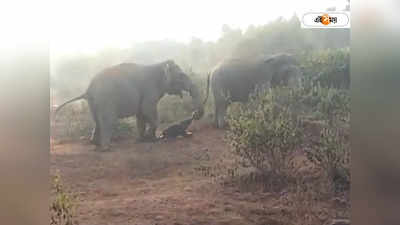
[51,124,346,225]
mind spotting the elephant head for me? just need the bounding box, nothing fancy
[163,60,204,119]
[263,53,302,87]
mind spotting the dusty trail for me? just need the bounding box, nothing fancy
[51,124,292,225]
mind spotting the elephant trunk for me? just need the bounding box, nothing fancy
[186,80,204,119]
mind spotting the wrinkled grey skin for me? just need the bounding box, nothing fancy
[56,60,204,151]
[208,53,302,128]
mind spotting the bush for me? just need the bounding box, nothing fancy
[52,102,94,140]
[50,172,77,225]
[226,76,350,193]
[299,48,350,89]
[305,126,350,193]
[300,76,350,193]
[301,83,350,124]
[297,75,350,193]
[315,87,350,124]
[226,87,303,186]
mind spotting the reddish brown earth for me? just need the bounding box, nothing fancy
[51,124,345,225]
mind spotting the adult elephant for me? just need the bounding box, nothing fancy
[56,60,204,151]
[208,53,302,128]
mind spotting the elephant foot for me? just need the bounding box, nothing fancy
[94,145,111,152]
[214,121,228,129]
[213,124,223,129]
[135,136,147,143]
[90,139,99,146]
[144,136,160,142]
[136,136,159,143]
[183,131,193,137]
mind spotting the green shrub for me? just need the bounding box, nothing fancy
[315,87,350,124]
[299,48,350,89]
[305,127,350,192]
[302,83,350,124]
[226,87,303,184]
[300,78,350,193]
[50,172,77,225]
[226,78,350,193]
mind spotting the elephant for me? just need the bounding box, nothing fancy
[55,60,205,151]
[159,72,210,139]
[207,53,302,128]
[159,111,196,139]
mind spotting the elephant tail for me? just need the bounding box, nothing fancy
[55,93,87,115]
[202,72,211,106]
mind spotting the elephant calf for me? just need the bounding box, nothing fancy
[208,53,302,128]
[56,60,205,151]
[159,73,210,139]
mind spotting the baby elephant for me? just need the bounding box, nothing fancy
[159,111,198,139]
[159,72,210,139]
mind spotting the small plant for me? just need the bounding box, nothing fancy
[50,171,78,225]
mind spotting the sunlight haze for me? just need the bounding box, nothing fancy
[49,0,348,55]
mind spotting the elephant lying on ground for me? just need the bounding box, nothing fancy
[159,73,210,139]
[56,60,205,151]
[208,53,302,128]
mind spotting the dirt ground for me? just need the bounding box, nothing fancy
[51,123,345,225]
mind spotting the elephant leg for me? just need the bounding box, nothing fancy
[214,104,219,127]
[136,113,146,142]
[90,126,100,146]
[88,101,100,146]
[142,102,159,142]
[96,110,116,151]
[216,103,227,129]
[213,89,228,129]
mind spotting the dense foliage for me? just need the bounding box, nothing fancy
[227,87,303,182]
[226,49,350,192]
[299,48,350,89]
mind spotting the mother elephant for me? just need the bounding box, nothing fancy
[56,60,204,151]
[208,53,302,128]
